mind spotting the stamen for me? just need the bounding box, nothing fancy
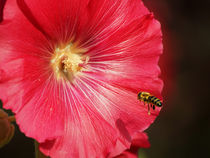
[51,43,88,81]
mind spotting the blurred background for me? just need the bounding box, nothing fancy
[141,0,210,158]
[1,0,210,157]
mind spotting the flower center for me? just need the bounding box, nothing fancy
[51,43,88,81]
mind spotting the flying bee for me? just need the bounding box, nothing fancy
[137,92,162,115]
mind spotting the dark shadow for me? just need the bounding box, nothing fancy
[115,119,131,142]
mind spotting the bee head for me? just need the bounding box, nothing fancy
[137,92,142,99]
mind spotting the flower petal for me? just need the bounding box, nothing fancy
[40,114,118,158]
[0,2,65,141]
[15,0,89,42]
[80,0,150,47]
[38,79,125,157]
[110,132,150,157]
[8,0,149,45]
[131,132,150,149]
[38,72,158,157]
[87,14,163,96]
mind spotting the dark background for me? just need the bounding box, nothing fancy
[142,0,210,158]
[1,0,210,157]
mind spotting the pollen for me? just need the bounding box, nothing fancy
[51,43,88,81]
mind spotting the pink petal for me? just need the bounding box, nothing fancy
[87,14,163,97]
[111,132,150,158]
[131,132,150,149]
[80,0,150,47]
[38,75,159,157]
[0,2,65,142]
[15,0,89,42]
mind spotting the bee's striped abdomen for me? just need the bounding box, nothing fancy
[149,96,162,107]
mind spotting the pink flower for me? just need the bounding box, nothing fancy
[0,0,163,157]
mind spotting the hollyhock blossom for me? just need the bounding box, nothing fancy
[0,0,163,157]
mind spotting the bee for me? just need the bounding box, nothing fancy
[137,92,162,115]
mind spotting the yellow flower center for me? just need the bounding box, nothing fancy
[51,43,88,81]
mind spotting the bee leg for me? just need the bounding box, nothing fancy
[147,104,151,115]
[150,104,153,107]
[153,105,155,110]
